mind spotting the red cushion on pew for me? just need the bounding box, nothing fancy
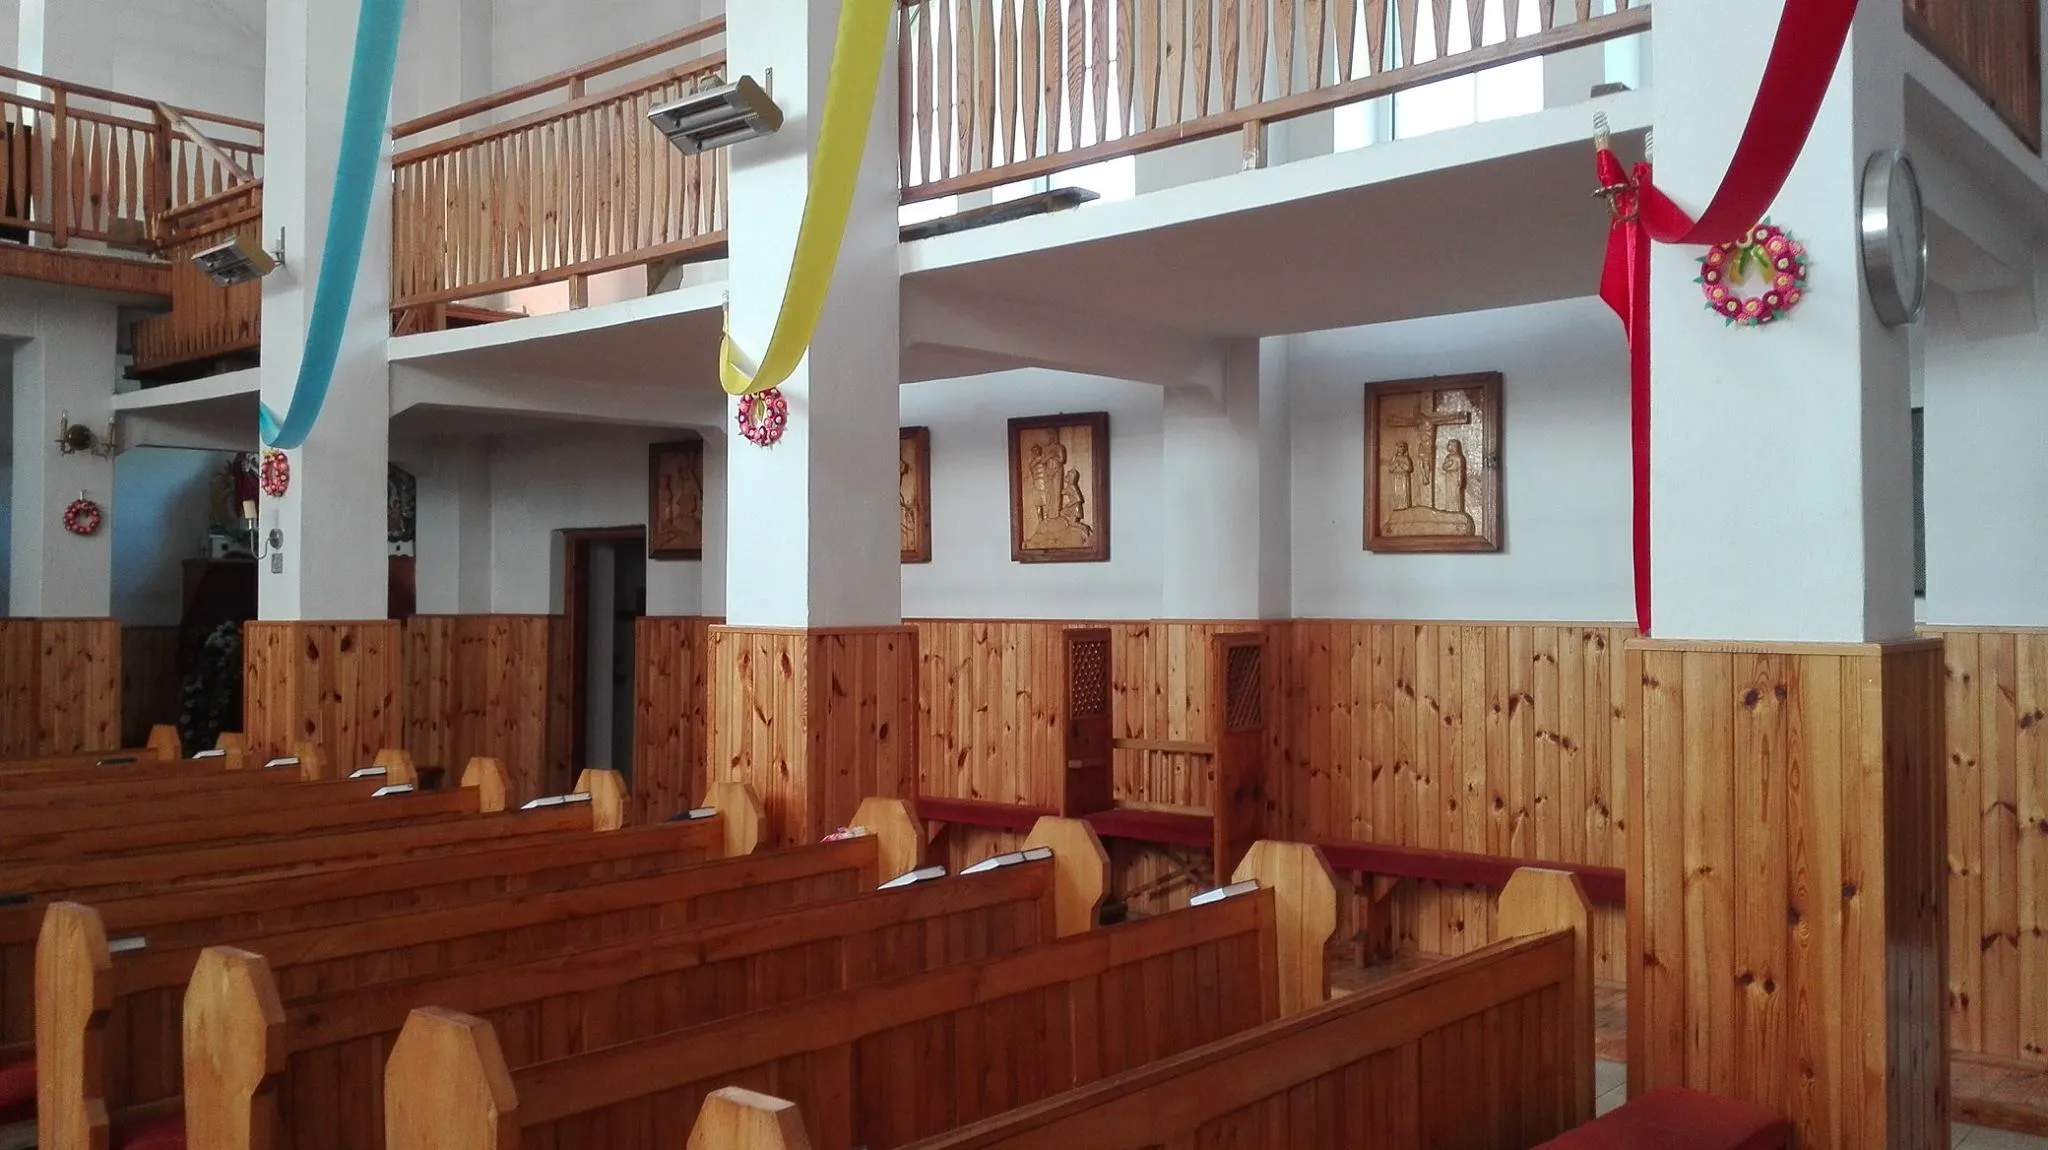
[112,1111,185,1150]
[1538,1088,1791,1150]
[0,1057,32,1125]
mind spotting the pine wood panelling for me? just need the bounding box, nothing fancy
[1903,0,2042,151]
[709,627,918,846]
[404,615,554,803]
[119,625,179,746]
[1626,638,1947,1150]
[243,621,402,768]
[1927,626,2048,1065]
[896,0,1649,200]
[0,618,120,758]
[633,616,713,823]
[1278,621,1632,982]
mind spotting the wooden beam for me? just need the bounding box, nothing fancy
[156,103,257,185]
[0,244,171,299]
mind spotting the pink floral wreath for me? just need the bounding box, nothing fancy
[260,448,291,497]
[1697,220,1808,327]
[736,389,788,448]
[63,498,102,536]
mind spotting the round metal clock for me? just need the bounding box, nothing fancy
[1859,148,1927,328]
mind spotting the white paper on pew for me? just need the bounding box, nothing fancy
[683,806,716,820]
[1188,879,1260,907]
[348,766,388,779]
[108,935,148,954]
[371,784,416,797]
[959,846,1052,875]
[262,757,301,770]
[876,865,949,889]
[192,749,227,760]
[520,792,594,810]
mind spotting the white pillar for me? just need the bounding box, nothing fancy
[395,0,493,131]
[7,294,116,617]
[1159,340,1284,619]
[722,0,900,629]
[257,0,394,622]
[1648,0,1912,643]
[411,437,492,615]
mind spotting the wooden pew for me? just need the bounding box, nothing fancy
[2,756,490,862]
[35,798,934,1150]
[851,868,1595,1150]
[0,725,183,775]
[0,770,639,1043]
[0,731,253,788]
[176,815,1098,1150]
[3,763,414,841]
[382,841,1339,1150]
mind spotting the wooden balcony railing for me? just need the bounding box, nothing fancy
[1904,0,2042,152]
[390,18,731,311]
[0,65,262,251]
[131,182,264,379]
[897,0,1650,200]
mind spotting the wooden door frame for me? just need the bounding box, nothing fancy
[560,526,647,784]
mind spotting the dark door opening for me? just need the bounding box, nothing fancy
[562,528,646,790]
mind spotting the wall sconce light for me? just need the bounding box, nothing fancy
[239,500,285,573]
[648,74,782,155]
[194,228,287,287]
[54,412,119,458]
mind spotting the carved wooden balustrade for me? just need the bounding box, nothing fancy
[895,0,1652,201]
[0,65,261,252]
[1903,0,2042,152]
[389,18,732,315]
[130,182,264,379]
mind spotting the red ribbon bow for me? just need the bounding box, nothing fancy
[1598,0,1859,636]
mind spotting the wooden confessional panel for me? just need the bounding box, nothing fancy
[1060,627,1113,817]
[1211,630,1270,876]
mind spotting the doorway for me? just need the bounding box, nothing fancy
[562,528,646,788]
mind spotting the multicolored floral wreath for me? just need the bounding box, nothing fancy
[1698,220,1808,327]
[63,497,102,536]
[736,388,788,448]
[260,448,291,497]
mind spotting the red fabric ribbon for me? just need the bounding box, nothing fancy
[1597,0,1859,636]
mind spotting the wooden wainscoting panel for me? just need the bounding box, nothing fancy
[912,620,1066,808]
[710,627,808,843]
[244,621,402,767]
[120,625,180,746]
[1924,627,2048,1066]
[1626,637,1947,1149]
[1279,621,1633,982]
[0,619,121,757]
[404,615,554,802]
[633,616,712,823]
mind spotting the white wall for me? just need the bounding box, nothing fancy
[483,424,718,616]
[112,447,228,625]
[20,0,263,118]
[1288,297,1635,622]
[1920,292,2048,628]
[901,370,1163,620]
[490,0,709,91]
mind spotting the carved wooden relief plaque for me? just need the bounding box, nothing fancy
[1364,373,1502,553]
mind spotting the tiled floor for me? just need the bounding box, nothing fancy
[1335,957,2048,1146]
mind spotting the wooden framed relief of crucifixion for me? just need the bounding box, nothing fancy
[1364,373,1502,553]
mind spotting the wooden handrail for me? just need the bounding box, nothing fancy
[392,53,727,165]
[0,65,259,141]
[391,15,727,139]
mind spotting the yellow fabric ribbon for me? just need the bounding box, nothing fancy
[719,0,897,397]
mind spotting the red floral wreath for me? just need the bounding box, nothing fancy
[63,498,102,536]
[260,448,291,497]
[736,389,788,447]
[1697,220,1808,327]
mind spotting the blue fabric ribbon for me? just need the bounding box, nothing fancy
[260,0,407,449]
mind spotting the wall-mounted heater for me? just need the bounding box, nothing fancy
[647,75,783,155]
[193,231,284,287]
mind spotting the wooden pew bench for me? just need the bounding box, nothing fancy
[1,756,478,862]
[0,740,369,815]
[713,867,1595,1150]
[0,726,183,777]
[0,770,645,1043]
[1532,1088,1791,1150]
[31,798,919,1150]
[383,840,1340,1150]
[177,817,1106,1150]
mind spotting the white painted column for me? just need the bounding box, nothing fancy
[16,0,112,89]
[394,0,493,130]
[410,437,493,615]
[722,0,901,629]
[1159,340,1280,619]
[1648,0,1913,643]
[6,294,116,617]
[256,0,395,621]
